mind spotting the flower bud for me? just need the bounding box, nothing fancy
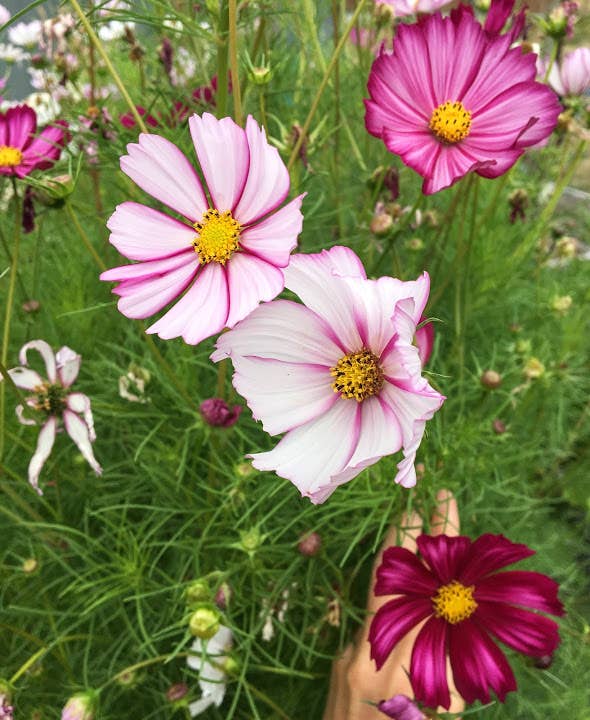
[370,212,393,236]
[215,582,231,610]
[200,397,242,428]
[234,460,255,478]
[189,606,220,639]
[166,682,189,702]
[115,669,137,687]
[377,694,426,720]
[480,370,502,389]
[405,237,424,251]
[61,691,97,720]
[515,338,531,354]
[551,295,572,315]
[523,357,545,380]
[186,580,211,605]
[298,531,322,557]
[555,235,577,258]
[239,527,265,554]
[35,173,75,206]
[492,419,506,435]
[22,299,41,313]
[22,557,38,573]
[534,654,553,669]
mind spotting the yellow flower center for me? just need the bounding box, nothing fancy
[0,145,24,167]
[429,101,472,144]
[330,349,384,402]
[32,383,66,415]
[192,209,241,265]
[432,580,478,624]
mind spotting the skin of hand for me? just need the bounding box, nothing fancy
[323,489,465,720]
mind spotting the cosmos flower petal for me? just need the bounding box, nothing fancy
[423,143,485,195]
[239,195,305,267]
[63,409,102,476]
[459,534,534,584]
[449,619,517,705]
[28,416,57,494]
[475,570,564,615]
[101,250,197,283]
[19,339,57,383]
[189,112,249,212]
[410,617,451,710]
[21,121,68,172]
[120,133,208,222]
[369,596,433,670]
[5,104,36,147]
[347,396,403,468]
[188,697,215,717]
[115,259,199,319]
[225,252,285,328]
[212,300,342,366]
[233,115,290,224]
[66,392,96,442]
[146,262,228,344]
[380,380,444,447]
[106,202,196,261]
[416,535,472,584]
[16,404,37,426]
[5,366,44,390]
[55,346,81,388]
[375,546,439,597]
[229,356,336,435]
[249,400,361,503]
[476,602,561,656]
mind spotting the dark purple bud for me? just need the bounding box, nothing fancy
[481,369,502,389]
[166,683,189,702]
[378,695,425,720]
[215,582,231,610]
[200,398,242,428]
[158,37,174,80]
[298,531,322,557]
[22,186,35,234]
[383,167,400,201]
[534,654,553,669]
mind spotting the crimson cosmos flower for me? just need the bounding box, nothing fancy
[369,533,564,709]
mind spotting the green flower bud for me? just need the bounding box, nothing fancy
[61,690,98,720]
[189,606,220,639]
[186,580,211,606]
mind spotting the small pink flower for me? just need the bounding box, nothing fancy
[0,340,101,494]
[541,47,590,97]
[375,0,452,19]
[365,7,561,194]
[101,113,305,345]
[369,533,564,709]
[0,104,68,178]
[212,246,444,503]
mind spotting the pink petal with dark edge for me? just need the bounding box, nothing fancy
[19,340,57,383]
[28,417,57,495]
[63,408,102,475]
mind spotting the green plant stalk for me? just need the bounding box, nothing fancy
[216,0,230,119]
[0,226,28,300]
[287,0,368,172]
[511,139,587,265]
[0,183,21,464]
[70,0,148,133]
[332,0,343,238]
[86,21,103,215]
[66,202,107,271]
[228,0,243,126]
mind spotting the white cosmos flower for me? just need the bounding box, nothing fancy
[187,625,233,716]
[8,20,42,47]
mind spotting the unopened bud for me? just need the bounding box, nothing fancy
[115,669,138,686]
[415,462,425,480]
[405,237,424,251]
[370,212,393,236]
[378,694,426,719]
[534,654,553,669]
[298,531,322,557]
[215,582,231,610]
[480,370,502,389]
[189,607,220,639]
[22,299,40,313]
[551,295,572,315]
[36,173,75,205]
[523,357,545,380]
[556,236,577,258]
[239,527,265,554]
[166,682,189,702]
[61,691,97,720]
[200,397,242,428]
[249,65,272,85]
[186,580,211,605]
[22,558,38,573]
[492,419,506,435]
[515,339,531,354]
[235,460,255,478]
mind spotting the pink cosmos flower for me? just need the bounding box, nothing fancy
[375,0,452,19]
[0,104,68,178]
[369,533,564,710]
[0,340,101,494]
[541,47,590,97]
[212,246,444,504]
[101,113,304,345]
[365,6,561,194]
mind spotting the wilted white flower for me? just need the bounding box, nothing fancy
[187,625,233,716]
[24,91,62,124]
[0,43,30,63]
[8,19,42,47]
[163,16,184,32]
[118,364,151,403]
[98,20,134,41]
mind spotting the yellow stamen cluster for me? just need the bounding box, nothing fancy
[193,209,241,265]
[0,145,23,167]
[429,101,472,144]
[432,580,478,624]
[330,349,384,402]
[32,383,66,415]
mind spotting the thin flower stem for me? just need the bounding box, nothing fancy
[9,647,47,685]
[0,225,28,300]
[332,0,343,238]
[228,0,243,126]
[86,19,103,214]
[216,0,230,119]
[69,0,148,133]
[510,139,587,265]
[65,202,107,271]
[142,334,200,414]
[287,0,368,172]
[0,182,21,464]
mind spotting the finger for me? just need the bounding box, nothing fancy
[430,489,460,537]
[323,644,354,720]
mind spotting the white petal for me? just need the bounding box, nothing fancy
[19,340,57,382]
[188,696,215,717]
[16,404,37,426]
[6,366,43,390]
[225,252,285,328]
[66,392,96,442]
[239,194,304,267]
[55,346,81,388]
[63,409,102,475]
[28,417,57,494]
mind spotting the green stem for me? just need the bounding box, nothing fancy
[0,181,21,464]
[9,647,46,685]
[372,192,424,275]
[142,334,200,414]
[0,225,28,300]
[66,202,107,271]
[510,140,587,265]
[216,0,229,119]
[69,0,148,133]
[228,0,243,125]
[287,0,368,172]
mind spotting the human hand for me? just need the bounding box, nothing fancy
[323,490,465,719]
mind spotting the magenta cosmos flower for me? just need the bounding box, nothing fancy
[0,104,67,178]
[212,246,444,504]
[101,113,304,345]
[369,533,564,710]
[365,6,562,194]
[0,340,101,494]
